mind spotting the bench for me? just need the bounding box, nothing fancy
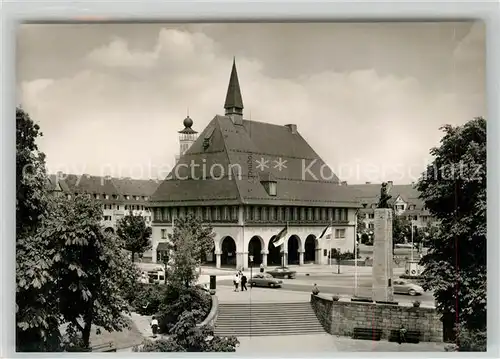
[91,341,117,352]
[352,327,383,341]
[388,329,421,344]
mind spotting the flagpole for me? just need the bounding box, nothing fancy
[354,211,358,297]
[329,218,332,267]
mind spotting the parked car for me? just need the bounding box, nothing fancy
[249,273,283,288]
[395,243,418,249]
[265,266,297,279]
[393,279,424,296]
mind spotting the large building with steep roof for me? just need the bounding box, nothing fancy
[46,173,160,259]
[149,60,361,270]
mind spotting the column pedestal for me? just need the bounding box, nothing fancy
[372,208,394,302]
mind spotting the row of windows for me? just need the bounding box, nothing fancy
[155,206,239,222]
[104,215,152,222]
[153,206,350,223]
[91,193,149,201]
[103,204,150,211]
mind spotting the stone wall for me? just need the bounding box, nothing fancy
[311,295,443,342]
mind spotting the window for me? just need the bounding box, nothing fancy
[321,208,327,221]
[268,182,277,196]
[261,207,267,221]
[161,229,167,239]
[205,207,211,221]
[369,223,374,229]
[223,206,230,221]
[125,205,129,210]
[94,193,100,199]
[300,207,306,221]
[104,215,112,221]
[245,206,252,221]
[368,213,374,219]
[179,207,186,218]
[164,208,171,222]
[307,208,313,221]
[116,205,120,211]
[231,206,238,221]
[112,194,118,200]
[254,207,260,221]
[284,207,290,221]
[269,207,276,221]
[277,207,283,221]
[125,195,130,200]
[328,208,333,221]
[342,209,348,221]
[314,208,320,221]
[197,207,204,219]
[104,194,109,200]
[335,228,346,239]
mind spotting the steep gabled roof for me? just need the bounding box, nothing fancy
[348,183,428,213]
[151,115,361,207]
[111,178,160,197]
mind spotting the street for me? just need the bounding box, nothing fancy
[215,272,434,306]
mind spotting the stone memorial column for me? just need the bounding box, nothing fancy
[372,208,394,302]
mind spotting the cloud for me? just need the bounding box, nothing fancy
[19,27,485,184]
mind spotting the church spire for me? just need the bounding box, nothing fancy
[224,57,244,120]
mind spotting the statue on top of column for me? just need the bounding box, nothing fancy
[377,182,392,209]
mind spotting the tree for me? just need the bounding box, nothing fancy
[116,210,152,262]
[167,215,215,286]
[16,107,61,351]
[41,194,139,348]
[416,117,486,348]
[392,214,411,254]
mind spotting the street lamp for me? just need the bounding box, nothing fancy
[249,255,254,289]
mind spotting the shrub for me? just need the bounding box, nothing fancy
[136,310,238,352]
[412,300,421,307]
[133,283,165,315]
[157,284,211,334]
[455,326,487,352]
[332,295,340,301]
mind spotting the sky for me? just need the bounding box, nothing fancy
[17,22,485,184]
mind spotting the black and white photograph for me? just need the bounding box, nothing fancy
[15,21,486,352]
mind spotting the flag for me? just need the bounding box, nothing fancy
[318,225,329,239]
[273,226,288,247]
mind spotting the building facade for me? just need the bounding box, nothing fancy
[149,60,361,270]
[46,173,160,261]
[348,182,437,232]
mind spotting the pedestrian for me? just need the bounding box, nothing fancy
[151,316,159,339]
[312,283,320,295]
[233,272,240,292]
[260,263,264,273]
[241,273,248,291]
[398,324,407,344]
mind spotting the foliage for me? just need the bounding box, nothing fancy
[416,117,486,341]
[168,214,215,268]
[330,249,360,260]
[16,107,49,235]
[356,213,366,234]
[132,284,165,315]
[455,325,487,352]
[16,107,62,351]
[116,210,152,262]
[157,285,211,334]
[35,194,139,348]
[135,310,239,352]
[392,215,411,244]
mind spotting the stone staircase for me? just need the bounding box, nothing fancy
[214,302,326,337]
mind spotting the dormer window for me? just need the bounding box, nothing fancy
[260,172,277,197]
[125,195,130,200]
[203,127,215,151]
[268,182,277,196]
